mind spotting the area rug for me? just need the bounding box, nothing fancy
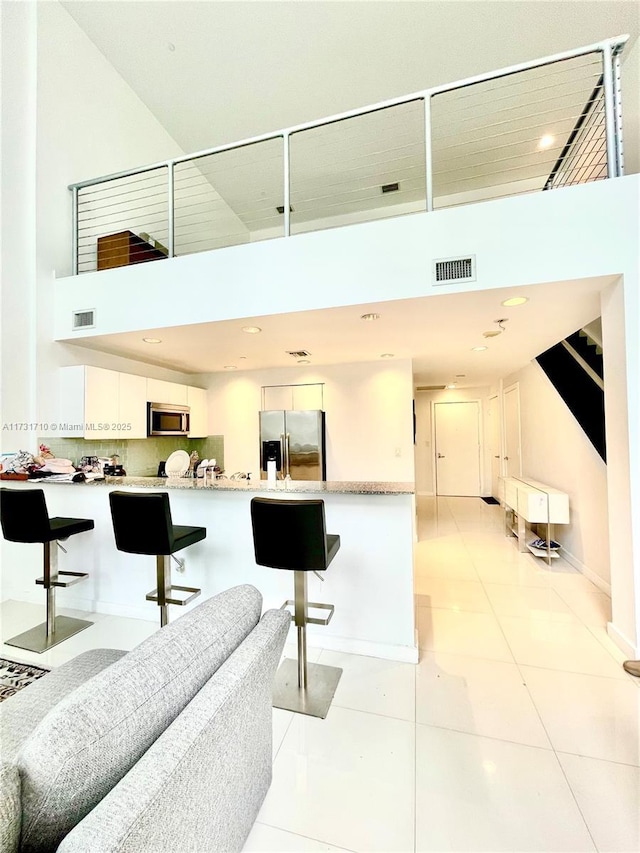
[481,496,500,505]
[0,658,49,702]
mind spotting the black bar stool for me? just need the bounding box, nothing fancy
[250,497,342,719]
[0,488,94,653]
[109,491,205,627]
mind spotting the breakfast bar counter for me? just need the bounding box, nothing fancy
[1,479,417,662]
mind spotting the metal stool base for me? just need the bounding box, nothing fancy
[273,658,342,719]
[5,616,93,654]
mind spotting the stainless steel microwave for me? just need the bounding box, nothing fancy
[147,402,190,436]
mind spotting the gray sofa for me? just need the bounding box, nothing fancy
[0,584,290,853]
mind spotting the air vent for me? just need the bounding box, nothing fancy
[433,255,476,285]
[286,350,311,359]
[72,309,95,330]
[416,385,446,391]
[381,182,399,194]
[276,205,294,214]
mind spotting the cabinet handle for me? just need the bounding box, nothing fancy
[437,453,445,458]
[494,455,500,458]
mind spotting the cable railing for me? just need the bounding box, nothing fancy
[70,34,627,275]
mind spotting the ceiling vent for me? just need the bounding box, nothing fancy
[72,309,95,330]
[416,385,446,391]
[433,255,476,285]
[286,350,311,359]
[381,182,399,194]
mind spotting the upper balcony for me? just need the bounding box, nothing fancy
[69,35,628,278]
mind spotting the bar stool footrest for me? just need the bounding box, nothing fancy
[146,585,201,606]
[280,599,335,626]
[35,571,89,588]
[4,616,93,654]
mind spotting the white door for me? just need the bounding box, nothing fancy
[503,384,522,478]
[434,401,481,496]
[489,394,501,499]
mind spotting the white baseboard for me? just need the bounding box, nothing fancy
[559,548,611,595]
[303,628,419,663]
[607,621,638,658]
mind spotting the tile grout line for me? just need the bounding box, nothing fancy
[457,499,600,852]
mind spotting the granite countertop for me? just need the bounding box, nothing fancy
[36,476,415,495]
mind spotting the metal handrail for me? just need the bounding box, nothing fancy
[69,34,629,274]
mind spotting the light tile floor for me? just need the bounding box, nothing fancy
[2,496,639,851]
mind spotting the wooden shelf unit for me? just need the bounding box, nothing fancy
[97,230,167,271]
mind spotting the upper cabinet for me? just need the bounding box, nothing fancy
[60,367,208,440]
[146,378,188,406]
[187,386,208,438]
[118,373,148,439]
[60,366,147,439]
[262,383,324,411]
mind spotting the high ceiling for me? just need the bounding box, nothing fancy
[59,1,638,385]
[61,1,638,159]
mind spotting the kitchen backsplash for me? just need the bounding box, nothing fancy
[39,436,224,477]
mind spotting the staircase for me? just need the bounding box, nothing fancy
[535,324,606,462]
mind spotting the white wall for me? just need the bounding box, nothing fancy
[502,362,610,589]
[1,1,37,452]
[202,360,415,482]
[33,2,198,428]
[414,387,492,496]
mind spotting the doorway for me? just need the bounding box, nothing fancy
[434,401,481,496]
[488,394,501,499]
[503,383,522,478]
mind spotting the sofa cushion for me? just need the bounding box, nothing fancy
[0,649,126,763]
[0,763,21,853]
[16,584,262,853]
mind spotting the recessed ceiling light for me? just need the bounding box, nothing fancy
[538,134,554,149]
[501,296,529,307]
[380,353,395,359]
[483,330,502,338]
[360,313,380,321]
[223,365,237,370]
[446,384,457,389]
[142,337,162,344]
[297,359,310,365]
[472,346,488,352]
[239,356,247,360]
[242,326,262,334]
[455,374,466,378]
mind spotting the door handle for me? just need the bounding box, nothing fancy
[504,456,509,460]
[437,453,445,458]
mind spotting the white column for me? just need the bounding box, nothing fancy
[1,0,38,452]
[602,275,640,657]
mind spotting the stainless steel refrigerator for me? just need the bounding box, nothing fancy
[259,410,326,481]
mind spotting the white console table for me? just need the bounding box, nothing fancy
[499,476,570,564]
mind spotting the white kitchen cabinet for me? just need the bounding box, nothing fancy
[60,366,145,439]
[118,373,148,439]
[292,383,323,410]
[146,378,188,406]
[187,386,208,437]
[262,383,324,411]
[84,367,119,439]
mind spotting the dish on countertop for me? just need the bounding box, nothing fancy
[165,450,190,477]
